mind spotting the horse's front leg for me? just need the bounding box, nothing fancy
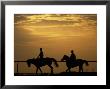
[66,67,71,72]
[69,69,71,72]
[79,66,81,72]
[66,68,69,72]
[38,67,42,74]
[50,66,53,74]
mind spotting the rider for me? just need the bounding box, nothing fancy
[37,48,44,64]
[70,50,76,63]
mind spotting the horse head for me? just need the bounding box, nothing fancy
[27,59,31,67]
[61,55,69,61]
[84,60,89,66]
[26,58,35,67]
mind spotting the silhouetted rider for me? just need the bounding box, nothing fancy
[37,48,44,64]
[38,48,44,59]
[70,50,76,63]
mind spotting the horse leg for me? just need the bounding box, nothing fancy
[66,68,68,72]
[36,67,38,74]
[79,66,81,72]
[38,67,42,74]
[82,66,83,72]
[48,65,53,74]
[80,65,83,72]
[66,68,69,72]
[68,68,71,72]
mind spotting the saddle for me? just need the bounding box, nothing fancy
[69,59,77,64]
[38,58,45,66]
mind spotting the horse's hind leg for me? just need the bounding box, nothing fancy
[82,67,83,72]
[36,67,38,74]
[79,66,83,72]
[48,65,53,74]
[66,68,69,72]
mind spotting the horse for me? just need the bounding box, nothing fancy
[61,55,89,72]
[26,57,58,74]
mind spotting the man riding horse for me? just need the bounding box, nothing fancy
[70,50,76,63]
[37,48,44,65]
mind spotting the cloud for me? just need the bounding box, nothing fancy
[81,14,97,21]
[14,14,97,29]
[14,14,97,46]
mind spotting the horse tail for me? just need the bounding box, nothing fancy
[84,60,89,66]
[52,58,59,67]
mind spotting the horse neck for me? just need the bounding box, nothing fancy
[30,59,36,65]
[62,57,68,61]
[66,55,69,60]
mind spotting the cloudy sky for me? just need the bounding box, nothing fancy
[14,14,97,73]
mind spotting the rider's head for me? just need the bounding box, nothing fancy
[71,50,74,53]
[40,48,42,51]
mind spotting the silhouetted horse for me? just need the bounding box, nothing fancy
[26,57,58,74]
[61,55,89,72]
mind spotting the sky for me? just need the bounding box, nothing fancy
[14,14,97,73]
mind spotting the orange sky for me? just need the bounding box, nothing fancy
[14,14,97,73]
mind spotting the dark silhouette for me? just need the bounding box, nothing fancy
[70,50,76,63]
[26,57,58,74]
[61,55,89,72]
[37,48,44,59]
[15,72,97,76]
[37,48,44,65]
